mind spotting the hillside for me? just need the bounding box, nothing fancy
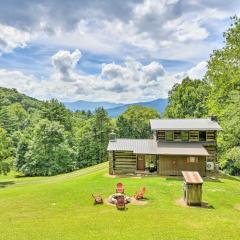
[0,87,43,111]
[0,163,240,240]
[107,98,168,117]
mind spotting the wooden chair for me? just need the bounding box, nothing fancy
[116,195,125,210]
[133,187,146,200]
[92,194,103,205]
[116,182,124,194]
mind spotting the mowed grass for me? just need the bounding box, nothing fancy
[0,163,240,240]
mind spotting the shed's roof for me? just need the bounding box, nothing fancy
[182,171,203,184]
[150,118,222,130]
[107,139,209,156]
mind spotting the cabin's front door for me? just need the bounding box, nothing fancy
[137,155,145,170]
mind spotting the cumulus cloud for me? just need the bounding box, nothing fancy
[0,1,239,102]
[0,0,237,65]
[0,0,237,61]
[0,24,31,54]
[187,61,208,79]
[51,49,82,82]
[0,50,185,102]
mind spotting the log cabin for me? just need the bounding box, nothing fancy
[107,117,222,176]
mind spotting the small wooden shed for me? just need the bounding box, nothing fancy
[182,171,203,206]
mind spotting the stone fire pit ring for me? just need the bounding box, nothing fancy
[108,193,131,205]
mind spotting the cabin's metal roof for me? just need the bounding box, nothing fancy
[107,139,209,156]
[182,171,204,184]
[150,118,222,131]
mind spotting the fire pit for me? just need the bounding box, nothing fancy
[108,193,131,204]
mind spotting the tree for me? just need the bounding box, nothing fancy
[42,99,72,131]
[205,17,240,175]
[16,119,75,176]
[222,147,240,176]
[74,108,112,168]
[0,128,12,175]
[206,16,240,117]
[164,77,209,118]
[116,105,160,139]
[217,92,240,175]
[0,103,28,134]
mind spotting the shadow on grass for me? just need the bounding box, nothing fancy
[166,177,183,182]
[218,173,240,182]
[0,181,15,188]
[176,198,215,209]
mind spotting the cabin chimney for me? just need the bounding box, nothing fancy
[109,130,117,142]
[208,115,218,122]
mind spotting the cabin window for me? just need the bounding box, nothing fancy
[174,131,181,141]
[187,156,199,163]
[165,131,173,141]
[199,131,206,141]
[181,131,189,141]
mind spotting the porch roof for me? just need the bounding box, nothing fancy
[107,139,209,156]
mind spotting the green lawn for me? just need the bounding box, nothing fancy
[0,163,239,240]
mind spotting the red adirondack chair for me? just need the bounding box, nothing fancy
[92,194,103,204]
[116,195,125,210]
[116,182,124,194]
[133,187,146,200]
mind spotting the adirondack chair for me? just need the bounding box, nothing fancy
[133,187,146,200]
[92,194,103,204]
[116,195,125,210]
[116,182,124,194]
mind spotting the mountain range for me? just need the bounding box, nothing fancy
[64,98,168,117]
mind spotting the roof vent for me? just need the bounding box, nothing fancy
[208,115,218,122]
[109,130,117,142]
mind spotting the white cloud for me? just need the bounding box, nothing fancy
[187,61,207,79]
[0,50,211,103]
[0,0,238,63]
[51,49,82,82]
[0,24,31,54]
[164,18,209,42]
[0,50,180,102]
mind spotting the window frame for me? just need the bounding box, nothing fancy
[187,156,199,163]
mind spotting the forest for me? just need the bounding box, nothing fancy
[0,17,239,176]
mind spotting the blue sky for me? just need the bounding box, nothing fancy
[0,0,239,103]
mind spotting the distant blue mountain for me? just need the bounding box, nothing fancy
[107,98,168,118]
[63,98,168,117]
[63,100,123,112]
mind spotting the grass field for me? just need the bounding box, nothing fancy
[0,163,239,240]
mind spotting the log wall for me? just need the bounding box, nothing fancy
[113,151,136,174]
